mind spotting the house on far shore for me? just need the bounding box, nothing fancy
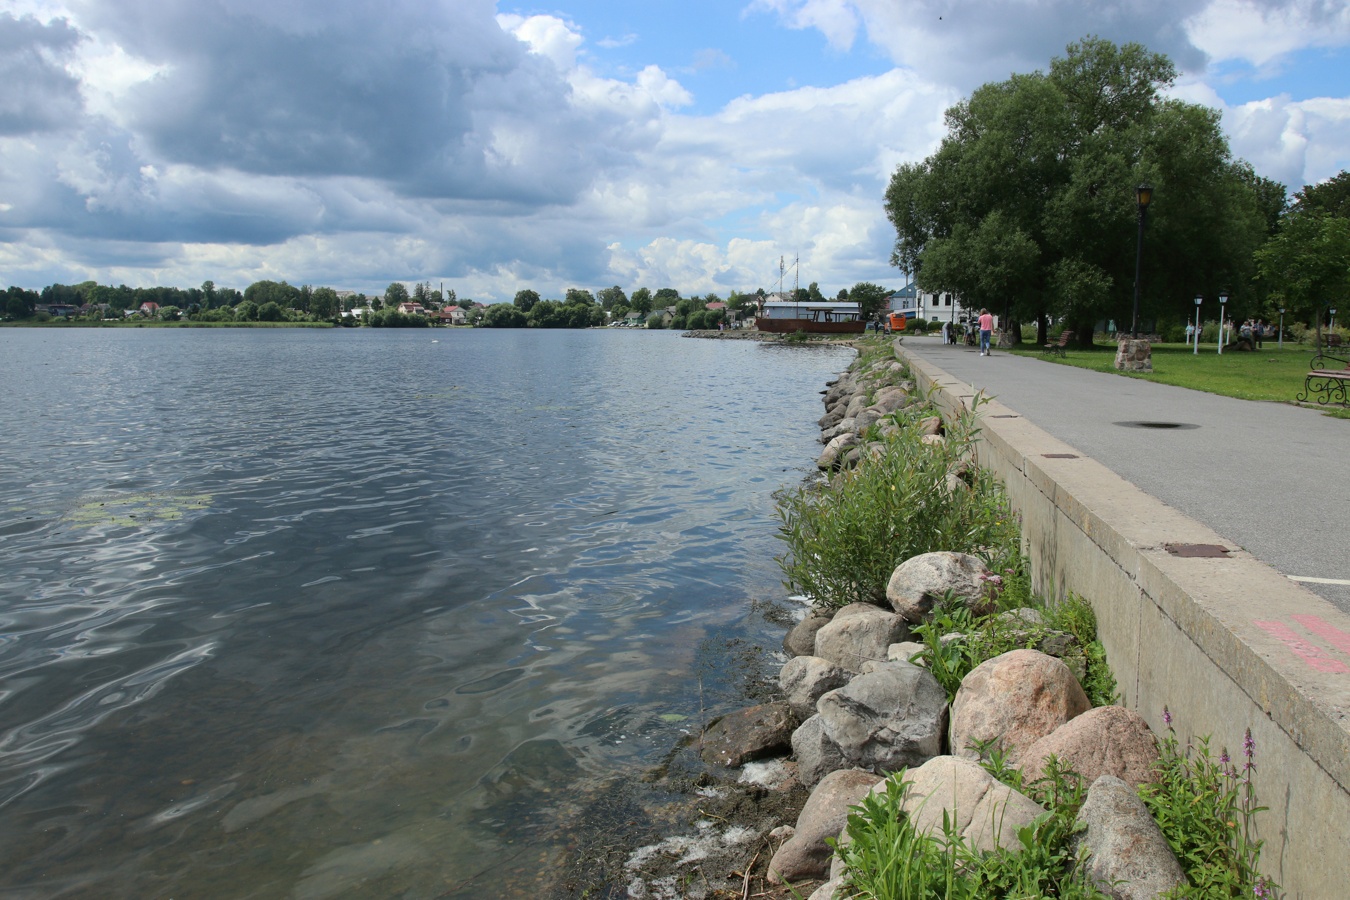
[435,307,467,325]
[137,301,160,316]
[397,301,428,316]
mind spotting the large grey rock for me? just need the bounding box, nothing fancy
[816,661,947,776]
[767,768,881,884]
[700,702,796,767]
[870,387,909,413]
[1021,706,1160,790]
[814,603,910,673]
[950,649,1090,764]
[784,612,832,658]
[818,418,856,442]
[780,656,852,720]
[791,714,848,786]
[844,393,870,419]
[887,640,926,664]
[817,433,860,470]
[891,755,1044,853]
[1074,775,1186,899]
[807,876,843,900]
[886,551,996,623]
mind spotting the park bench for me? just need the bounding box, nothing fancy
[1297,351,1350,407]
[1042,330,1074,358]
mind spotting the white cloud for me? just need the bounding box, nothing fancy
[1184,0,1350,68]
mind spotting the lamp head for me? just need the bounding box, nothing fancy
[1220,293,1228,305]
[1195,295,1202,306]
[1136,184,1154,208]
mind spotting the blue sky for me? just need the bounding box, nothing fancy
[2,0,1348,301]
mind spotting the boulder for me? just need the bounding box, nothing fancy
[814,603,911,673]
[816,661,947,776]
[807,876,844,900]
[870,387,909,413]
[949,649,1090,764]
[887,640,926,664]
[920,433,946,448]
[767,768,882,883]
[916,415,943,436]
[1020,706,1160,790]
[844,394,870,419]
[700,702,797,767]
[784,612,833,658]
[817,433,860,470]
[818,418,855,443]
[1073,775,1186,899]
[780,656,852,720]
[852,408,882,432]
[889,755,1044,853]
[791,714,848,786]
[886,551,996,623]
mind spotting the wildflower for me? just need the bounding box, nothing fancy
[1253,877,1272,898]
[1163,706,1172,728]
[1220,750,1230,765]
[1244,728,1255,758]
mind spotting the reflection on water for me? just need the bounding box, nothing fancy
[0,328,853,897]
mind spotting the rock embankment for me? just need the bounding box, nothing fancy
[616,347,1185,900]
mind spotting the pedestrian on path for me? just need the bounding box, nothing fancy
[978,308,994,356]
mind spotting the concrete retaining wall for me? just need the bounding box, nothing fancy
[898,344,1350,899]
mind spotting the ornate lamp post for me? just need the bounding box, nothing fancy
[1194,295,1202,354]
[1217,292,1228,355]
[1279,307,1286,348]
[1332,307,1339,333]
[1131,184,1154,338]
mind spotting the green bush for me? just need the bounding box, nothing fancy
[775,400,1021,610]
[907,318,928,334]
[836,772,1105,900]
[1139,718,1278,898]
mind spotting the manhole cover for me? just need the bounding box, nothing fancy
[1114,421,1200,430]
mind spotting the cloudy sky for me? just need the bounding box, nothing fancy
[2,0,1347,301]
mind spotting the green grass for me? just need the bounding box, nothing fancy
[1008,341,1334,405]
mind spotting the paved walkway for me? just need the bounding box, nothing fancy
[897,336,1350,614]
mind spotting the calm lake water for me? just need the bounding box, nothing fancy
[0,327,854,898]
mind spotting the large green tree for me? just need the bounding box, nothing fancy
[885,36,1270,346]
[849,282,891,324]
[1255,211,1350,335]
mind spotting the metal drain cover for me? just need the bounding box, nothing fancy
[1114,421,1200,430]
[1165,543,1231,558]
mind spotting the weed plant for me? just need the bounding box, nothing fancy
[775,399,1021,610]
[1139,712,1279,898]
[834,773,1106,900]
[910,593,1117,707]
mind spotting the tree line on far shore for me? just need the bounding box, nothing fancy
[4,277,895,331]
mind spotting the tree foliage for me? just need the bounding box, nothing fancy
[513,289,540,312]
[849,282,891,323]
[885,36,1271,343]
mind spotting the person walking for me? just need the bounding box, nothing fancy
[978,308,994,356]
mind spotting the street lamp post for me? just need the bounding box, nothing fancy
[1217,293,1229,354]
[1194,296,1202,354]
[1131,184,1153,339]
[1279,307,1286,348]
[1332,307,1339,333]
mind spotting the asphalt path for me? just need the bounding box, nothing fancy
[897,335,1350,614]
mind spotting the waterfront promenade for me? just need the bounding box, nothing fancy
[898,335,1349,614]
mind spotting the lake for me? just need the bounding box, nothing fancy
[0,327,854,898]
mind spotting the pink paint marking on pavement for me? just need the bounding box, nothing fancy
[1253,621,1350,674]
[1291,615,1350,657]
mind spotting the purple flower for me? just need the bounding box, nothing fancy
[1244,729,1255,758]
[1220,750,1230,765]
[1253,877,1271,898]
[1163,706,1172,727]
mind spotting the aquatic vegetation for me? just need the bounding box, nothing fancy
[61,492,213,529]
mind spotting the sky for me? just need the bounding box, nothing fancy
[1,0,1348,302]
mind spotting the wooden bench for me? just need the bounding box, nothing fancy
[1042,330,1074,357]
[1297,352,1350,407]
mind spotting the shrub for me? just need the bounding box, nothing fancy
[775,399,1021,610]
[908,318,928,334]
[1139,716,1279,898]
[836,772,1105,900]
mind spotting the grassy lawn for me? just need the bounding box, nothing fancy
[1007,341,1339,406]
